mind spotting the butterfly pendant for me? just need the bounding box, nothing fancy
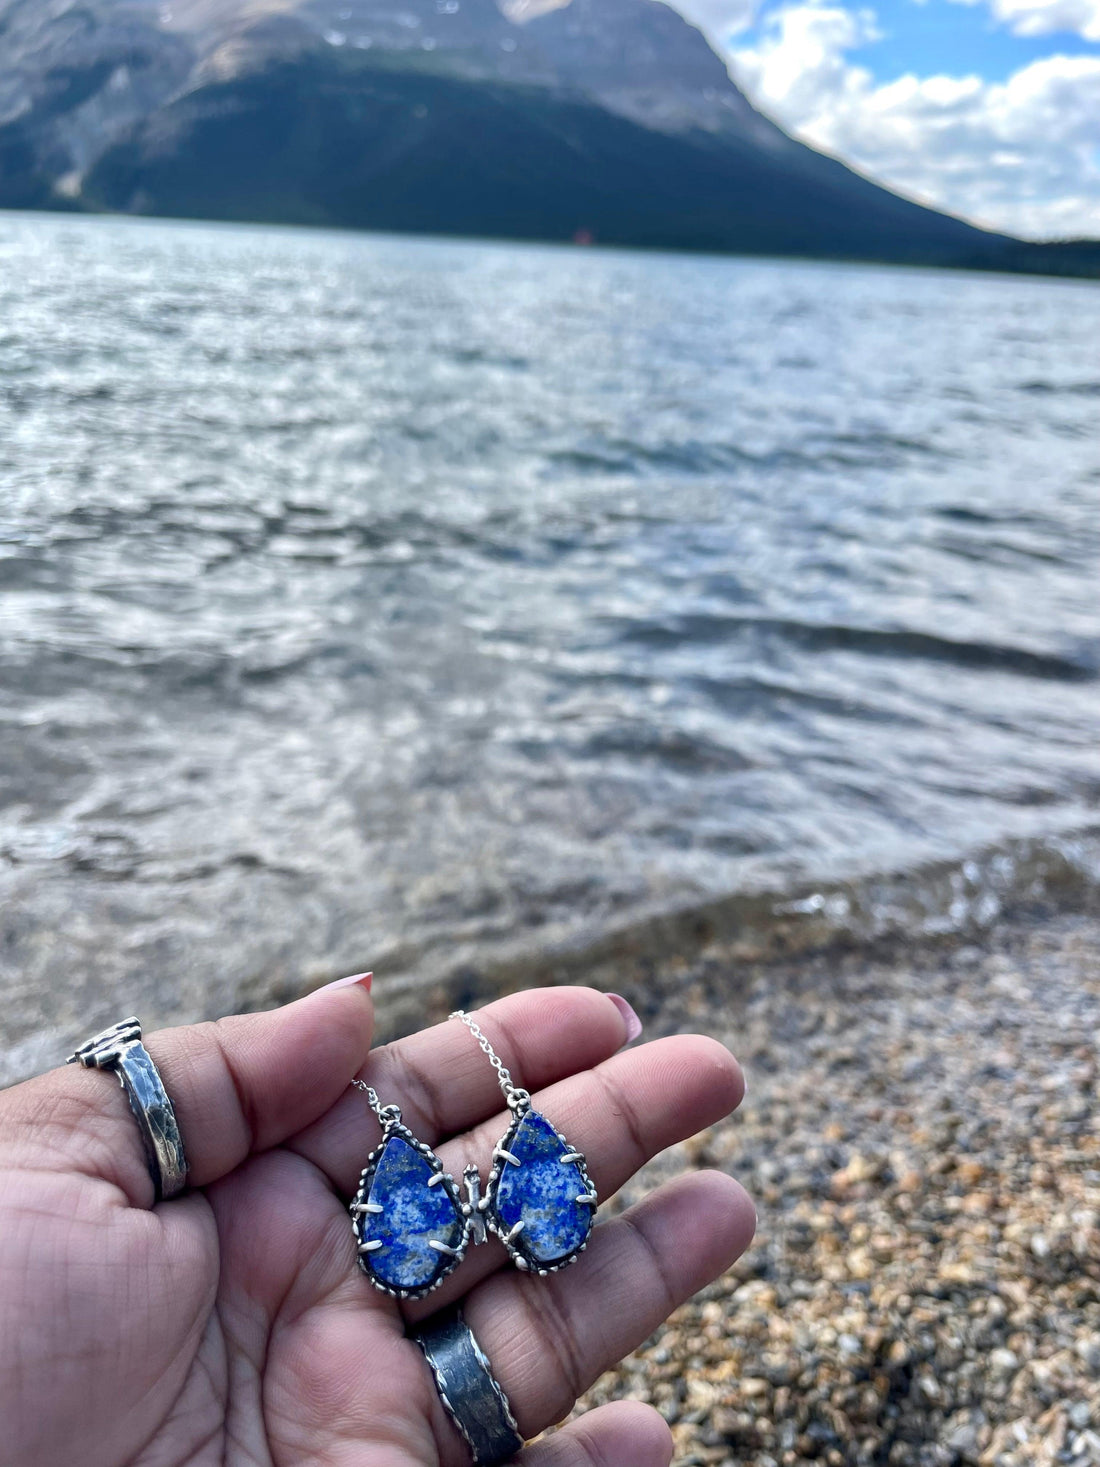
[351,1103,596,1296]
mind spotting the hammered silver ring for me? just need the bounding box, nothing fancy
[67,1016,189,1201]
[413,1308,524,1466]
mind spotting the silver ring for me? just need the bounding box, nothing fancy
[412,1309,524,1466]
[67,1017,189,1201]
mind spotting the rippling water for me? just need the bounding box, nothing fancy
[2,213,1099,1077]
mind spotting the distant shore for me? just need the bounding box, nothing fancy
[568,912,1100,1467]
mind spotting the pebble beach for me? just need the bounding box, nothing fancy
[574,913,1100,1466]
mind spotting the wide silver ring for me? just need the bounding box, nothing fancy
[412,1308,524,1466]
[67,1017,189,1201]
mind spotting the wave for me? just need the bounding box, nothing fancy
[1018,380,1100,397]
[611,613,1096,682]
[546,429,941,478]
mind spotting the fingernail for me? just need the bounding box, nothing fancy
[321,971,373,991]
[608,993,642,1044]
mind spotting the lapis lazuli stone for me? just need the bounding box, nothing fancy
[358,1135,464,1292]
[490,1110,593,1267]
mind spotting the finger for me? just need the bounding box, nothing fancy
[290,988,638,1190]
[0,978,375,1206]
[467,1171,755,1435]
[406,1035,745,1317]
[521,1403,673,1467]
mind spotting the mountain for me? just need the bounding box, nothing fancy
[1,0,1097,275]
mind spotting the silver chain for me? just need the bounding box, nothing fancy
[350,1078,402,1128]
[350,1010,531,1124]
[450,1010,531,1111]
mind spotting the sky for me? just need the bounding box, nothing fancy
[672,0,1100,239]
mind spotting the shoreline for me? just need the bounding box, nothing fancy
[370,826,1100,1045]
[571,911,1099,1466]
[7,828,1098,1092]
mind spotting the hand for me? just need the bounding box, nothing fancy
[0,981,754,1467]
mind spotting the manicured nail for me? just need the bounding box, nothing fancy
[321,971,373,991]
[608,993,642,1044]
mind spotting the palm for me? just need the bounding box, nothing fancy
[78,1156,445,1466]
[0,984,753,1467]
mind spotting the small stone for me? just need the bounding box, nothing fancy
[946,1421,980,1455]
[990,1349,1019,1375]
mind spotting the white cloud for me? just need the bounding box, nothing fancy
[977,0,1100,40]
[728,3,1100,238]
[728,3,879,109]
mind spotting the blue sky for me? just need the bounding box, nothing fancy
[673,0,1100,238]
[851,0,1097,80]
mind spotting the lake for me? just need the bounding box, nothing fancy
[2,212,1098,1079]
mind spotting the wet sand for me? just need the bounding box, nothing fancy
[572,913,1100,1466]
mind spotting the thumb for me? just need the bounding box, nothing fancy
[0,974,374,1206]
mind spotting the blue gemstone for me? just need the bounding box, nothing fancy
[490,1110,593,1266]
[358,1135,464,1292]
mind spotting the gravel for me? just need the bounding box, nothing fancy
[572,913,1100,1467]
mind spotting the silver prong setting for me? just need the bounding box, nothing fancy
[358,1239,384,1253]
[494,1147,521,1166]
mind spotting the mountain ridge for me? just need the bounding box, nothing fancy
[1,0,1097,277]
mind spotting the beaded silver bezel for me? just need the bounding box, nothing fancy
[482,1106,597,1277]
[350,1120,470,1301]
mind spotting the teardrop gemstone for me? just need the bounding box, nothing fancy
[355,1134,465,1294]
[489,1110,594,1268]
